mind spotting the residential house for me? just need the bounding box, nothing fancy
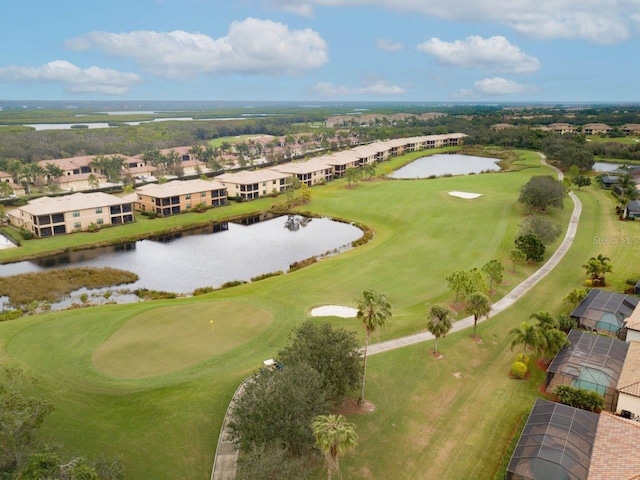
[136,179,227,215]
[600,175,620,189]
[216,169,292,200]
[545,330,629,412]
[270,159,333,186]
[622,124,640,135]
[570,289,639,336]
[507,398,640,480]
[37,155,98,179]
[545,123,576,134]
[623,304,640,342]
[615,341,640,418]
[7,192,134,237]
[625,199,640,220]
[490,123,515,130]
[582,123,612,135]
[0,171,25,196]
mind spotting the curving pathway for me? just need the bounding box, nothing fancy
[210,155,582,479]
[368,155,581,355]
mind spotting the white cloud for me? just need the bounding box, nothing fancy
[265,0,638,43]
[418,36,540,74]
[65,18,329,78]
[0,60,141,94]
[313,78,405,97]
[454,77,539,97]
[377,38,404,52]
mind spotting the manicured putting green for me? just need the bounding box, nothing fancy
[92,302,272,379]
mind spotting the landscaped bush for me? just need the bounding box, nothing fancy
[516,353,530,365]
[626,278,639,286]
[289,257,317,272]
[510,361,528,379]
[250,271,284,282]
[0,310,24,322]
[554,385,605,412]
[192,286,216,296]
[133,288,177,300]
[220,280,247,289]
[19,228,33,240]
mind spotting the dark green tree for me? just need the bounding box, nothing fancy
[427,305,453,354]
[278,321,361,401]
[519,216,563,245]
[228,364,329,454]
[481,259,504,290]
[465,292,491,339]
[515,234,546,262]
[519,175,565,213]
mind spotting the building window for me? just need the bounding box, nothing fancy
[95,207,102,214]
[185,194,191,200]
[186,203,191,209]
[74,222,81,229]
[201,192,206,197]
[97,218,104,225]
[73,211,80,217]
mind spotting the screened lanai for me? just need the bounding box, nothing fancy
[570,289,638,336]
[545,330,629,411]
[506,398,598,480]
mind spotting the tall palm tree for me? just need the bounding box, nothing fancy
[43,163,64,187]
[583,254,613,285]
[563,287,588,312]
[427,305,453,354]
[509,321,542,355]
[529,310,558,330]
[312,414,358,480]
[356,290,392,405]
[465,292,491,339]
[538,328,570,364]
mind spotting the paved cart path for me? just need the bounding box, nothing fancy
[210,155,581,480]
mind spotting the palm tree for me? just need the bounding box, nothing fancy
[356,290,392,405]
[465,292,491,339]
[529,311,558,330]
[538,328,570,364]
[312,414,358,480]
[427,305,453,354]
[43,163,64,187]
[563,287,588,312]
[583,254,613,286]
[509,321,542,355]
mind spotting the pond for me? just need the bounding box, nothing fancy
[592,161,631,172]
[0,215,362,308]
[390,153,501,179]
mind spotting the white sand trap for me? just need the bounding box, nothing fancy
[310,305,358,318]
[448,191,483,199]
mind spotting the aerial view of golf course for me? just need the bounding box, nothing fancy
[2,137,638,480]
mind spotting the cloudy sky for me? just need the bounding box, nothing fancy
[1,0,639,102]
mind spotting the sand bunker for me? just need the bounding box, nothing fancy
[310,305,358,318]
[448,191,483,199]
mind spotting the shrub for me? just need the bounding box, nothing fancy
[626,278,639,286]
[133,288,177,300]
[19,228,34,240]
[193,286,216,296]
[516,353,530,365]
[87,222,100,233]
[0,310,24,322]
[250,271,284,282]
[289,257,317,272]
[511,361,528,379]
[554,385,605,412]
[220,280,246,289]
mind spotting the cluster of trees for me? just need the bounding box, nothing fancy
[0,367,123,479]
[553,385,605,412]
[444,266,494,339]
[230,320,362,479]
[583,254,613,286]
[509,311,574,371]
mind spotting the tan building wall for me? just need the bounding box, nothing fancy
[136,180,227,215]
[616,393,640,417]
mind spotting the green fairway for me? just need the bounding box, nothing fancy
[1,148,628,479]
[586,135,640,145]
[92,302,272,379]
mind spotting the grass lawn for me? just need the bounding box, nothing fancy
[1,149,634,479]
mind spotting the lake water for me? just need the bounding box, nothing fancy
[0,215,362,303]
[593,162,625,172]
[390,154,500,179]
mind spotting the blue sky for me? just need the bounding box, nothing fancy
[1,0,639,102]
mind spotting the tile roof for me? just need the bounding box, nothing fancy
[617,341,640,396]
[270,161,331,175]
[216,169,291,184]
[37,155,96,171]
[19,192,130,215]
[136,179,225,197]
[588,413,640,480]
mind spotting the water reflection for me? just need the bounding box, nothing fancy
[390,153,500,179]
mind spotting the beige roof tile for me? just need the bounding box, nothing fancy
[617,341,640,396]
[19,192,130,215]
[589,412,640,479]
[216,169,291,184]
[135,179,225,197]
[625,305,640,331]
